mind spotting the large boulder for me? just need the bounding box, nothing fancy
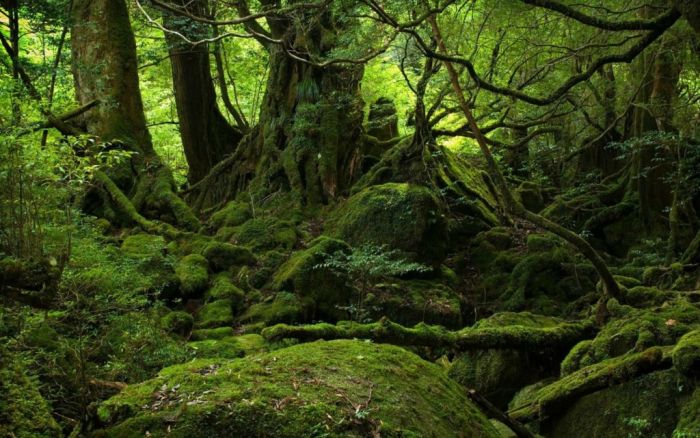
[327,183,448,267]
[95,340,500,437]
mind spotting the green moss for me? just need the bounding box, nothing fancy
[175,254,209,297]
[526,232,560,252]
[672,329,700,377]
[0,346,62,438]
[95,340,499,437]
[195,299,234,329]
[327,183,448,267]
[271,237,350,320]
[228,217,298,251]
[190,327,235,341]
[121,233,166,258]
[561,299,700,373]
[541,369,692,438]
[202,242,256,271]
[373,280,462,328]
[674,387,700,437]
[449,312,566,408]
[239,292,303,326]
[205,274,245,311]
[160,311,194,337]
[515,181,545,213]
[187,337,245,359]
[210,200,251,229]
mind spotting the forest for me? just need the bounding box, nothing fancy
[1,0,699,436]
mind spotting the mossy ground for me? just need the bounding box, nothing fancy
[95,340,499,438]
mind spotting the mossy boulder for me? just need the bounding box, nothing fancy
[195,299,234,329]
[540,369,694,438]
[227,217,298,251]
[95,340,499,437]
[204,274,245,311]
[202,242,256,272]
[175,254,209,297]
[272,237,350,320]
[210,200,251,229]
[449,312,567,408]
[675,387,700,437]
[0,346,62,438]
[515,181,545,213]
[327,183,448,266]
[160,311,194,337]
[238,292,303,327]
[121,233,166,258]
[561,299,700,374]
[187,337,245,359]
[190,326,235,341]
[672,329,700,377]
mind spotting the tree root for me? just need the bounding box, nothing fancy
[508,346,672,423]
[261,317,596,351]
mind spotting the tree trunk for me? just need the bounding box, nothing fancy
[163,0,243,184]
[71,0,198,231]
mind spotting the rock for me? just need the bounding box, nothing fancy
[95,340,500,437]
[202,242,256,271]
[195,299,233,329]
[327,183,448,267]
[160,311,194,337]
[175,254,209,298]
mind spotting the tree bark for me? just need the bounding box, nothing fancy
[162,0,243,184]
[71,0,198,231]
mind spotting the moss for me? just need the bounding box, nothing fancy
[160,311,194,337]
[239,292,303,326]
[209,200,251,229]
[525,232,560,252]
[0,346,62,438]
[327,183,448,267]
[271,236,350,320]
[204,274,245,311]
[674,387,700,437]
[175,254,209,297]
[373,280,462,328]
[515,181,545,213]
[448,312,567,408]
[121,233,166,258]
[187,337,245,359]
[672,329,700,377]
[202,242,256,271]
[540,369,692,438]
[228,217,298,251]
[95,340,500,437]
[623,285,673,307]
[195,299,234,329]
[560,299,700,373]
[190,326,235,341]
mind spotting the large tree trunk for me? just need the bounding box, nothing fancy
[163,0,243,184]
[71,0,198,231]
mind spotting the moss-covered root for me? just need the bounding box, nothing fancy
[672,329,700,377]
[261,317,596,352]
[95,340,501,437]
[508,347,672,423]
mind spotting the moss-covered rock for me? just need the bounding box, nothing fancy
[95,340,499,437]
[210,200,251,229]
[272,237,350,320]
[227,217,298,251]
[195,299,234,329]
[561,299,700,374]
[175,254,209,297]
[540,369,693,438]
[202,242,256,272]
[672,329,700,377]
[327,183,448,266]
[160,311,194,337]
[372,280,462,328]
[238,292,303,327]
[204,274,245,309]
[449,312,567,408]
[187,337,245,359]
[189,326,234,341]
[121,233,166,258]
[0,346,62,438]
[675,387,700,437]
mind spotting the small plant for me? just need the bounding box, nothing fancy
[315,244,430,322]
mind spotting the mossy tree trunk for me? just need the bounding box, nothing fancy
[163,0,244,185]
[71,0,198,231]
